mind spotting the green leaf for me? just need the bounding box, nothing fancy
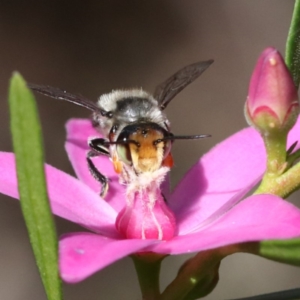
[285,0,300,88]
[259,238,300,266]
[8,73,63,300]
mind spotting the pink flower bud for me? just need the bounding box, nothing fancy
[245,47,299,134]
[116,186,176,240]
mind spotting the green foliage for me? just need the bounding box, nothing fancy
[260,238,300,266]
[286,0,300,88]
[8,73,63,300]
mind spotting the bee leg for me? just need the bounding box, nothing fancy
[87,138,111,198]
[87,151,109,198]
[88,138,110,156]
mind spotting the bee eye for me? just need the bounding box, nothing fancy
[117,144,132,165]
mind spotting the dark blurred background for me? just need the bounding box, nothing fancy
[0,1,300,299]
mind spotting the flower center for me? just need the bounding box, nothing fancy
[115,179,176,240]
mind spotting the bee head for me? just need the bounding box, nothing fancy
[115,123,172,173]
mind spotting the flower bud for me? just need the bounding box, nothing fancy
[116,185,176,240]
[245,47,299,135]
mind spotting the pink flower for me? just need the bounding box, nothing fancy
[1,118,300,283]
[245,47,299,133]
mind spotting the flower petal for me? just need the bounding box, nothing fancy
[65,118,126,212]
[152,194,300,254]
[59,232,159,282]
[171,118,300,235]
[170,126,264,234]
[0,152,119,237]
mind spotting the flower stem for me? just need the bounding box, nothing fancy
[263,132,287,175]
[254,132,289,195]
[160,243,258,300]
[132,253,164,300]
[255,160,300,197]
[254,127,300,197]
[254,128,300,197]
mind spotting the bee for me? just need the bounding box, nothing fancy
[28,60,213,198]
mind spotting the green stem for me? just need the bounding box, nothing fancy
[132,253,164,300]
[254,130,300,196]
[160,252,220,300]
[255,133,288,195]
[160,244,258,300]
[255,160,300,197]
[263,133,287,175]
[285,0,300,87]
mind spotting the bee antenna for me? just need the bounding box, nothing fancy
[154,134,211,145]
[165,134,211,141]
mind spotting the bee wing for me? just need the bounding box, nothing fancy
[28,83,104,114]
[153,60,214,110]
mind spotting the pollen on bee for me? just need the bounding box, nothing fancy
[163,153,174,168]
[112,155,123,174]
